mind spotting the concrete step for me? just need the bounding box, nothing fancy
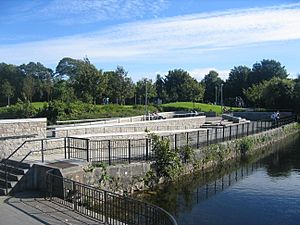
[0,187,11,195]
[1,159,30,169]
[0,178,17,188]
[0,164,29,175]
[0,171,23,181]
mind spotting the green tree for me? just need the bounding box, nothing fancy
[136,78,156,104]
[244,81,267,108]
[1,80,14,106]
[155,74,167,103]
[55,57,82,80]
[261,77,294,109]
[224,66,251,100]
[249,59,288,85]
[164,69,203,102]
[202,70,223,103]
[293,75,300,112]
[22,75,35,102]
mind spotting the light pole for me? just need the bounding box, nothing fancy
[215,86,218,105]
[220,84,223,114]
[144,79,148,119]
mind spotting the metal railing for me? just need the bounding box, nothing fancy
[46,171,177,225]
[65,115,297,165]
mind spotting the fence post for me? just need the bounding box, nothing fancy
[86,139,89,162]
[104,190,108,224]
[67,138,70,159]
[73,181,77,211]
[146,139,149,161]
[247,123,249,136]
[41,139,44,163]
[206,129,209,146]
[229,126,232,140]
[252,122,255,134]
[64,137,67,159]
[175,134,178,149]
[186,132,189,147]
[215,128,217,143]
[108,140,111,165]
[236,125,239,139]
[222,126,225,142]
[128,139,131,164]
[242,124,245,137]
[197,131,200,148]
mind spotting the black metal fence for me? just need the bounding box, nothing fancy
[65,115,297,165]
[46,171,177,225]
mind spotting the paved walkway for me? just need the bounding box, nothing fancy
[0,192,102,225]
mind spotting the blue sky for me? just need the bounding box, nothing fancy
[1,0,300,81]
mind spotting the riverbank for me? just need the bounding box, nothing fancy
[64,122,300,195]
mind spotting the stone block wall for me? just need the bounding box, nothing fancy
[0,118,47,159]
[53,116,206,138]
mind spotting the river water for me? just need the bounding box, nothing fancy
[136,133,300,225]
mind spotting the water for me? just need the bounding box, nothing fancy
[136,134,300,225]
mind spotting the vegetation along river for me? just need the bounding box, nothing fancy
[136,133,300,225]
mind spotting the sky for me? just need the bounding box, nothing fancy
[1,0,300,81]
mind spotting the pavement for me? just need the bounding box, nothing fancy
[0,192,102,225]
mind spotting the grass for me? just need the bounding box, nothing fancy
[31,102,48,109]
[161,102,243,114]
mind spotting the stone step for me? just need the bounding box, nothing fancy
[1,159,30,169]
[0,171,23,181]
[0,165,29,175]
[0,178,17,189]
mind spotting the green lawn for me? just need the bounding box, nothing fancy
[31,102,48,109]
[161,102,243,114]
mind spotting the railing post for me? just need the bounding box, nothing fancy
[247,123,249,136]
[73,181,77,211]
[67,138,70,159]
[222,126,225,142]
[229,126,232,140]
[186,132,189,147]
[197,131,200,148]
[175,134,178,149]
[206,129,209,146]
[236,125,239,139]
[41,139,44,163]
[104,190,108,224]
[108,140,111,165]
[128,139,131,164]
[146,139,149,161]
[64,137,67,159]
[242,124,245,137]
[86,139,89,162]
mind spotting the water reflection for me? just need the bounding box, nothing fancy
[136,133,300,225]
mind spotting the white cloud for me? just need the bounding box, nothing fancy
[1,3,300,66]
[189,68,230,81]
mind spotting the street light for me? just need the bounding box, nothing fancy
[220,84,223,114]
[144,79,148,119]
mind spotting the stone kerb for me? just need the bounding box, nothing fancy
[53,116,206,137]
[0,118,47,159]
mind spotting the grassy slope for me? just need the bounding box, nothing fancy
[161,102,243,114]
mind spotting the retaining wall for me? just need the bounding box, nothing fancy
[53,116,206,137]
[0,118,47,159]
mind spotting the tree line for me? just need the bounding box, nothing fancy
[1,57,299,111]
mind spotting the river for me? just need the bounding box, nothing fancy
[135,133,300,225]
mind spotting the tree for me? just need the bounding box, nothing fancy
[202,70,223,103]
[19,62,53,80]
[55,57,83,80]
[224,66,251,100]
[293,75,300,112]
[105,66,134,104]
[155,74,167,103]
[164,69,203,102]
[22,75,35,102]
[1,80,14,106]
[249,59,288,85]
[72,58,107,104]
[261,77,294,109]
[136,78,156,104]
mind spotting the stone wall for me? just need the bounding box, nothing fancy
[0,118,47,159]
[53,116,206,138]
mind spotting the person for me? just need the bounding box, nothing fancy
[276,111,280,120]
[271,112,276,121]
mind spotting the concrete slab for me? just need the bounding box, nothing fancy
[0,192,102,225]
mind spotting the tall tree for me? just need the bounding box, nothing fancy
[202,70,223,103]
[1,80,14,106]
[22,75,35,102]
[136,78,156,104]
[224,66,251,100]
[164,69,203,102]
[249,59,288,85]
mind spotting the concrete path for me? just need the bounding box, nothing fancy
[0,192,103,225]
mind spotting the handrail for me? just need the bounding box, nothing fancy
[46,170,178,225]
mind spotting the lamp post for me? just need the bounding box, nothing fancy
[144,79,148,119]
[215,86,218,105]
[220,84,223,114]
